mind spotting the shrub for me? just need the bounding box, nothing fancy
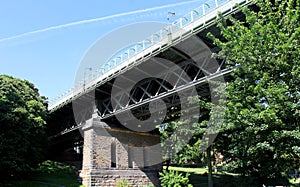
[115,179,131,187]
[34,160,76,174]
[159,170,193,187]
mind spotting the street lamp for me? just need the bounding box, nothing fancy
[167,12,176,22]
[83,67,92,90]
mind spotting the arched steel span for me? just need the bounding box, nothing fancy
[47,0,252,139]
[48,0,251,112]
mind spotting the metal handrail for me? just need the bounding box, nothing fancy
[49,0,249,110]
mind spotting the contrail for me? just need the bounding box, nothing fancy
[0,0,201,43]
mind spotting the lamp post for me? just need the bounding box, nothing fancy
[167,12,176,22]
[83,67,92,91]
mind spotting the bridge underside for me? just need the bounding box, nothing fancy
[48,24,217,147]
[48,21,225,130]
[46,3,254,186]
[47,25,228,186]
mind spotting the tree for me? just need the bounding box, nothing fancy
[160,95,216,186]
[160,96,212,165]
[0,75,48,178]
[210,0,300,180]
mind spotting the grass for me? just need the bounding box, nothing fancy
[167,166,207,174]
[166,166,256,187]
[0,160,83,187]
[0,181,55,187]
[32,172,82,187]
[167,166,300,187]
[0,172,83,187]
[2,162,299,187]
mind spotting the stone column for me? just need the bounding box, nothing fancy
[80,115,162,187]
[80,114,111,186]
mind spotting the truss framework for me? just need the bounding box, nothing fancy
[53,65,231,137]
[100,58,227,119]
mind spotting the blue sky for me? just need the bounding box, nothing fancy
[0,0,205,101]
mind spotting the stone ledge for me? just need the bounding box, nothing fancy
[80,169,159,176]
[80,169,160,186]
[82,118,110,131]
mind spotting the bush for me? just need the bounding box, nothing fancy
[115,179,130,187]
[34,160,76,174]
[159,170,193,187]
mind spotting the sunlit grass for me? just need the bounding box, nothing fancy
[165,166,208,174]
[163,166,295,187]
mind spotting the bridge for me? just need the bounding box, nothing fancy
[47,0,251,186]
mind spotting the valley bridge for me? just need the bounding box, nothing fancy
[47,0,252,186]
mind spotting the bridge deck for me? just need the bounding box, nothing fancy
[49,0,250,112]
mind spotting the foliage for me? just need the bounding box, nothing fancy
[0,75,48,178]
[159,169,193,187]
[209,0,300,180]
[115,179,130,187]
[34,160,77,174]
[160,96,212,164]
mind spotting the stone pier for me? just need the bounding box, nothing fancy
[80,115,162,187]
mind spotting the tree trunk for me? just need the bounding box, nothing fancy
[207,146,213,187]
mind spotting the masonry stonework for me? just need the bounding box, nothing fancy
[80,116,162,187]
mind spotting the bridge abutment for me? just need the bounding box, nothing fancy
[80,115,162,187]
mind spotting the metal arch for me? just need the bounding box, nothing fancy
[52,55,230,136]
[99,57,225,118]
[54,64,232,136]
[49,0,251,110]
[100,68,232,120]
[49,0,254,136]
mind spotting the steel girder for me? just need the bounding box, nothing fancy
[99,58,227,119]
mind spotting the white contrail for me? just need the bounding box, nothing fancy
[0,0,201,43]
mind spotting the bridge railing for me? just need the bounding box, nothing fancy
[49,0,249,110]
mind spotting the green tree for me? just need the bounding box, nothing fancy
[0,75,48,178]
[160,96,217,187]
[210,0,300,180]
[160,96,212,165]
